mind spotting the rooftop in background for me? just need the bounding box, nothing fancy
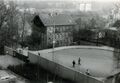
[39,14,76,26]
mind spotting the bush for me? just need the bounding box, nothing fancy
[0,45,4,55]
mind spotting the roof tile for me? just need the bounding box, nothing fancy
[39,14,76,26]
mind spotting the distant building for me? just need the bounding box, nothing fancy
[104,20,120,36]
[17,7,37,14]
[79,3,92,12]
[32,14,76,48]
[104,20,120,44]
[104,19,120,36]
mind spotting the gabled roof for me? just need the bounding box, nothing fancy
[39,14,76,26]
[33,15,45,27]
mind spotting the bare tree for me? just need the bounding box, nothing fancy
[108,2,120,23]
[0,0,18,53]
[18,10,33,47]
[0,1,9,30]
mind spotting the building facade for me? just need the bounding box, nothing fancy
[47,25,74,47]
[32,14,76,48]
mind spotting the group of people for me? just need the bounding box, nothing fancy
[72,57,81,67]
[72,57,90,75]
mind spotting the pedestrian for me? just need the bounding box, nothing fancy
[86,69,90,75]
[72,60,76,67]
[38,52,40,56]
[78,57,81,65]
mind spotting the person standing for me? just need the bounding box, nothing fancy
[38,52,40,56]
[72,60,76,67]
[78,57,81,65]
[86,69,90,75]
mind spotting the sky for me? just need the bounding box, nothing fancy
[7,0,120,2]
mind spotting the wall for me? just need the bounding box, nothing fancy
[34,45,114,54]
[4,46,14,56]
[28,52,103,83]
[4,46,117,83]
[104,77,114,83]
[46,25,74,47]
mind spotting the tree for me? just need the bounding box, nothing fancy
[17,10,27,47]
[89,18,96,29]
[76,12,106,30]
[107,2,120,27]
[7,1,19,45]
[24,15,46,50]
[0,1,18,54]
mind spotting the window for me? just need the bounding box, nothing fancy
[66,33,68,37]
[56,34,58,39]
[60,27,63,32]
[63,27,65,32]
[66,26,68,31]
[59,34,61,40]
[48,27,54,33]
[55,27,57,33]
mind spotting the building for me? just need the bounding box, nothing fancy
[79,3,92,12]
[32,14,76,48]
